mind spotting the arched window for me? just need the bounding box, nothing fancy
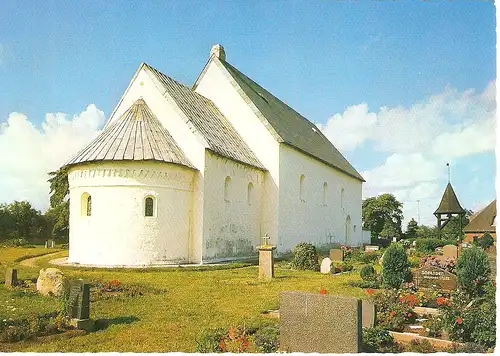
[299,174,305,201]
[144,196,155,217]
[340,188,345,209]
[247,182,254,205]
[224,176,231,202]
[81,193,91,216]
[323,182,328,206]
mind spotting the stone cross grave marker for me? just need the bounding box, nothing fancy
[67,279,90,320]
[442,244,458,259]
[258,244,276,279]
[413,266,457,291]
[320,257,332,274]
[5,268,17,288]
[280,291,362,353]
[329,248,344,262]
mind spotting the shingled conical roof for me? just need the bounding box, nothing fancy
[434,183,465,215]
[65,98,194,168]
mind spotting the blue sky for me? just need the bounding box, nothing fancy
[0,1,496,227]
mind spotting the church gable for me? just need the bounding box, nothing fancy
[194,45,364,182]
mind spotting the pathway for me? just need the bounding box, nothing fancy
[19,251,66,267]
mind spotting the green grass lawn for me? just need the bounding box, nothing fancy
[0,248,368,352]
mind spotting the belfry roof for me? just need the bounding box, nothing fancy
[463,199,496,233]
[65,98,195,169]
[434,183,466,215]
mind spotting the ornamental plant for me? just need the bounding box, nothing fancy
[381,244,410,289]
[254,325,279,353]
[370,289,416,331]
[478,232,494,250]
[456,246,490,296]
[420,256,456,274]
[360,265,376,281]
[291,243,319,271]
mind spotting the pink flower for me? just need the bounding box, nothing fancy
[456,317,463,325]
[407,313,413,318]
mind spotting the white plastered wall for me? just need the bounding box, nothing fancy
[103,66,207,262]
[68,161,195,266]
[202,151,265,260]
[194,59,280,245]
[278,144,363,251]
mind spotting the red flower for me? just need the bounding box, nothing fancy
[338,265,343,271]
[390,311,396,317]
[320,289,327,295]
[407,313,413,318]
[111,280,120,288]
[366,288,375,295]
[219,340,226,351]
[456,317,463,325]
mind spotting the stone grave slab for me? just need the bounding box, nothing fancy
[443,244,458,259]
[67,279,90,320]
[320,257,332,274]
[413,266,457,291]
[280,291,362,353]
[362,300,376,328]
[5,268,17,288]
[258,245,276,279]
[364,245,379,252]
[329,248,344,262]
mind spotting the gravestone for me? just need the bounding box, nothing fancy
[443,245,458,259]
[5,268,17,288]
[329,249,344,262]
[44,240,48,248]
[67,279,94,331]
[362,300,376,328]
[320,257,332,274]
[413,266,457,291]
[280,291,362,353]
[258,245,276,279]
[364,245,379,252]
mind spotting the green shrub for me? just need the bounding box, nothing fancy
[290,243,319,271]
[254,325,279,353]
[360,251,381,264]
[381,244,410,289]
[362,327,402,353]
[478,232,494,250]
[446,342,488,353]
[195,328,226,353]
[341,261,353,272]
[350,279,381,289]
[415,238,456,254]
[404,339,436,353]
[456,246,490,296]
[360,265,376,281]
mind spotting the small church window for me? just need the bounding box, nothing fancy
[81,193,91,217]
[299,175,305,201]
[248,182,254,205]
[224,176,231,202]
[323,182,328,206]
[145,197,155,217]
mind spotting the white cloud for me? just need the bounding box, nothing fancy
[320,81,496,229]
[0,105,104,211]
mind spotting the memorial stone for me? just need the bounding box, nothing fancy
[67,279,90,320]
[362,300,376,328]
[364,245,379,252]
[5,268,17,288]
[413,266,457,291]
[320,257,332,274]
[258,244,276,279]
[280,291,362,353]
[443,245,458,259]
[329,249,344,262]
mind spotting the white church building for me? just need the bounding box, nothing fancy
[65,44,365,266]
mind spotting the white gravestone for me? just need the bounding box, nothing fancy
[320,257,332,274]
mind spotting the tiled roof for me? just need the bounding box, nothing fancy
[143,63,265,170]
[464,199,496,233]
[65,99,194,169]
[214,59,364,182]
[434,183,466,215]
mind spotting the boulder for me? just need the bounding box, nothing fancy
[37,268,65,296]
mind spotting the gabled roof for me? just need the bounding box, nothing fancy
[65,99,195,169]
[143,63,265,170]
[195,56,364,182]
[464,199,497,233]
[434,183,466,215]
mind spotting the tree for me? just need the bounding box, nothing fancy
[47,167,70,241]
[405,218,418,239]
[416,224,439,239]
[362,194,404,239]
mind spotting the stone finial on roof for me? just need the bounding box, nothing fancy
[210,44,226,61]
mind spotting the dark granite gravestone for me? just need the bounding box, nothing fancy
[5,268,17,288]
[280,291,362,353]
[413,266,457,291]
[67,280,90,320]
